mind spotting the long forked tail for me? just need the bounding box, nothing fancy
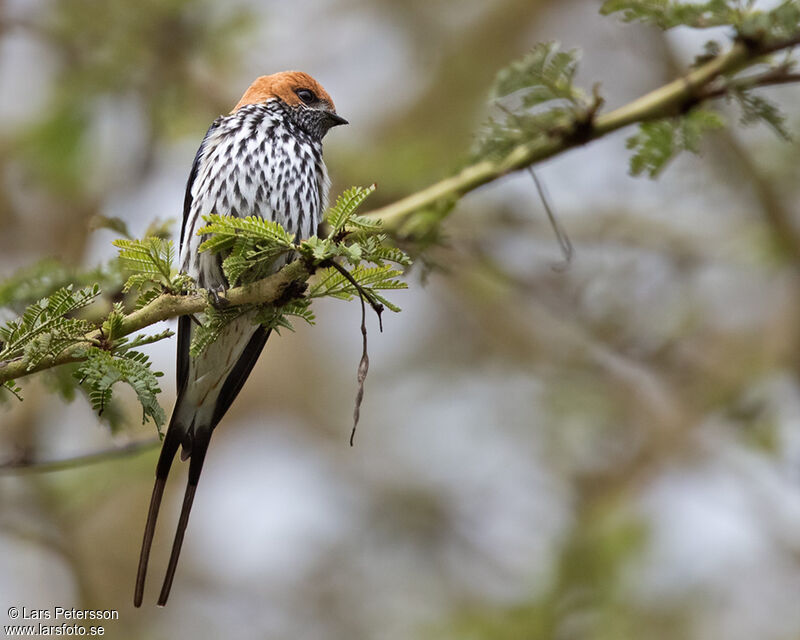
[155,326,270,604]
[157,426,212,606]
[135,323,270,606]
[134,424,183,607]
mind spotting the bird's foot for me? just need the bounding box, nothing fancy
[207,285,230,310]
[274,280,309,307]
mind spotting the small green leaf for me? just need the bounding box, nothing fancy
[1,380,23,402]
[89,215,132,238]
[325,184,377,237]
[115,329,175,354]
[197,215,295,286]
[600,0,737,30]
[114,237,181,298]
[254,299,316,334]
[189,305,252,357]
[492,42,581,105]
[0,284,100,367]
[102,303,126,343]
[197,215,295,252]
[626,107,725,177]
[627,120,677,177]
[476,42,588,160]
[730,87,790,139]
[75,347,166,431]
[309,264,407,312]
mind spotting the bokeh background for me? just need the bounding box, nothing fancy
[2,0,800,638]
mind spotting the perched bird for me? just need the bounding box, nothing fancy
[134,72,347,607]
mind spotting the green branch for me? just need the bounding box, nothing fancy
[365,35,800,230]
[0,260,310,384]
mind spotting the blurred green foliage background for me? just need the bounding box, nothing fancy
[2,1,800,639]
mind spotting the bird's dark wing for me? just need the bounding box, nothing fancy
[176,120,219,390]
[134,120,219,608]
[212,326,271,426]
[180,118,219,252]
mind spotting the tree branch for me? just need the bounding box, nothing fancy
[0,438,159,474]
[364,35,800,230]
[0,260,310,384]
[2,33,800,387]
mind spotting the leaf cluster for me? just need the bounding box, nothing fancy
[475,42,589,160]
[193,185,410,354]
[113,236,193,308]
[601,0,800,177]
[76,347,166,431]
[197,215,294,287]
[728,82,791,138]
[302,186,409,311]
[626,107,726,177]
[188,304,250,358]
[626,56,797,176]
[600,0,740,30]
[0,238,180,427]
[0,284,101,375]
[601,0,800,40]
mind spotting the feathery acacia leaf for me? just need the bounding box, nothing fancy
[729,87,790,138]
[189,305,251,357]
[102,303,126,343]
[114,237,174,285]
[356,235,413,266]
[113,237,190,305]
[0,284,100,369]
[198,215,295,286]
[626,108,725,177]
[115,329,175,353]
[198,214,295,248]
[601,0,800,43]
[309,264,406,312]
[254,299,316,333]
[325,184,378,236]
[492,41,582,105]
[476,42,587,160]
[600,0,737,29]
[75,348,166,430]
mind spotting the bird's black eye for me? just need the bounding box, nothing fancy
[296,89,316,105]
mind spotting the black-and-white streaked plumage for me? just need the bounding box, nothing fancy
[134,72,347,607]
[181,100,330,289]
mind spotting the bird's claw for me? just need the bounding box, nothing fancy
[208,285,230,310]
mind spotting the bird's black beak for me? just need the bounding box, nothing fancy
[326,112,349,127]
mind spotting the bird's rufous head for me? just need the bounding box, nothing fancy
[232,71,347,138]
